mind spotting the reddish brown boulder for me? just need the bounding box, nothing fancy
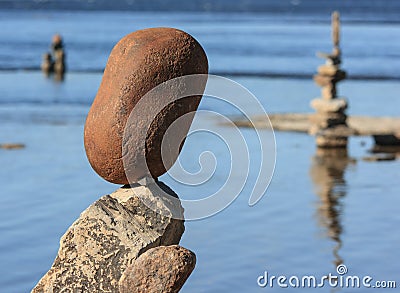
[119,245,196,293]
[84,28,208,184]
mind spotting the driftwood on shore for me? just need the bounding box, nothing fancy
[33,28,208,293]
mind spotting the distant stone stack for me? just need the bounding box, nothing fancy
[310,11,353,148]
[41,34,66,80]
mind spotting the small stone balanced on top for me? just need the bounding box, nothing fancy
[84,27,208,184]
[309,11,353,148]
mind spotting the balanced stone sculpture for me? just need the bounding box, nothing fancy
[33,28,208,292]
[41,34,66,78]
[84,27,208,184]
[40,52,53,75]
[310,11,353,148]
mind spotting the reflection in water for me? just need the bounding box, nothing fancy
[54,72,65,82]
[310,148,355,268]
[371,144,400,159]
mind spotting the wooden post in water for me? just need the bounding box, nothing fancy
[310,11,353,148]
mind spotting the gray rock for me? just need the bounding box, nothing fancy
[32,182,184,293]
[310,98,348,113]
[119,245,196,293]
[309,112,347,128]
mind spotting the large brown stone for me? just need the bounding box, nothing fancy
[32,182,184,293]
[119,245,196,293]
[84,28,208,184]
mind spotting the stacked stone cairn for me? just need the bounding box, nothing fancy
[33,28,208,293]
[41,34,66,79]
[310,11,354,148]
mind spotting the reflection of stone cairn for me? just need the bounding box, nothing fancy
[310,12,353,148]
[33,28,208,292]
[310,148,354,267]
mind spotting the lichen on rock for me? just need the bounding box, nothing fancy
[32,182,184,293]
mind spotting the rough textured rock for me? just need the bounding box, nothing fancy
[119,245,196,293]
[32,182,184,293]
[84,27,208,184]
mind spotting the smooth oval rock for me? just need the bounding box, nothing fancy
[119,245,196,293]
[84,27,208,184]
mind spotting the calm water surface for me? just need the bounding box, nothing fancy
[0,6,399,293]
[0,72,399,292]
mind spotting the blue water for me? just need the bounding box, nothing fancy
[1,8,400,78]
[0,3,400,293]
